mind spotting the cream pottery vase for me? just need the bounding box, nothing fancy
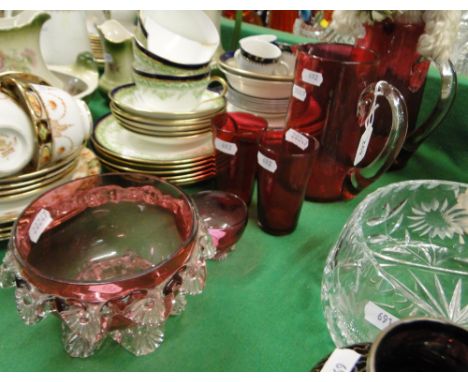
[97,19,133,94]
[0,11,62,88]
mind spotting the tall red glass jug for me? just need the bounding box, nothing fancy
[356,21,457,169]
[286,43,408,202]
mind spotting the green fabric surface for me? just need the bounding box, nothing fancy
[0,21,467,371]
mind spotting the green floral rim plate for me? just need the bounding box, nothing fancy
[94,114,214,163]
[110,83,226,120]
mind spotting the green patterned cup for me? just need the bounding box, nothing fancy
[132,68,226,112]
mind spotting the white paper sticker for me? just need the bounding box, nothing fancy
[364,301,398,330]
[302,68,323,86]
[320,348,362,372]
[257,151,277,173]
[285,129,309,151]
[353,126,373,166]
[104,52,113,63]
[215,138,238,156]
[29,209,53,243]
[292,84,306,101]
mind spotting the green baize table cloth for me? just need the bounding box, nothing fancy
[0,19,467,371]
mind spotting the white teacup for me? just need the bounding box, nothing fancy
[0,92,35,178]
[239,34,277,44]
[141,11,219,66]
[235,39,290,76]
[133,68,226,113]
[31,84,92,161]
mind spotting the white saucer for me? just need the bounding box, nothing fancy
[0,147,101,232]
[110,84,225,120]
[95,114,214,162]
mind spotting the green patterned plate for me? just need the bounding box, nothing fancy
[94,114,214,162]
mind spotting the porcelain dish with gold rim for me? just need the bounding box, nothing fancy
[0,147,101,240]
[110,83,225,120]
[94,114,214,162]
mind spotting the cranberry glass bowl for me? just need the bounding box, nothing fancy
[0,173,215,357]
[192,190,248,259]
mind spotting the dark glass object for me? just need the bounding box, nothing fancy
[212,112,267,205]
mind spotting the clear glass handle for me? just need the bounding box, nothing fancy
[347,81,408,194]
[406,60,457,151]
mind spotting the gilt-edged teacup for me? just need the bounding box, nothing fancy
[133,68,226,113]
[31,84,92,161]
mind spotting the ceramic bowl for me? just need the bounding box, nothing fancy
[219,51,293,99]
[0,91,35,177]
[49,52,100,99]
[139,10,219,65]
[322,180,468,348]
[0,173,215,357]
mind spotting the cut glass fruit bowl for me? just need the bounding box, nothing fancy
[322,180,468,347]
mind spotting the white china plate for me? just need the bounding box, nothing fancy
[95,114,214,161]
[0,147,101,228]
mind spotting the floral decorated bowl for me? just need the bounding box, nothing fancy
[322,180,468,348]
[0,173,215,357]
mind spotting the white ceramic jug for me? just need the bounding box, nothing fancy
[40,11,91,66]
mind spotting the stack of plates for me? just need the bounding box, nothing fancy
[226,85,290,128]
[91,83,226,186]
[218,51,293,128]
[88,33,104,65]
[0,148,101,241]
[109,84,225,137]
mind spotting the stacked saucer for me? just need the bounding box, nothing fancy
[88,33,105,65]
[218,50,294,128]
[92,83,226,185]
[109,83,225,137]
[0,148,100,241]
